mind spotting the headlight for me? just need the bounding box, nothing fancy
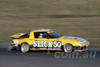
[86,42,90,47]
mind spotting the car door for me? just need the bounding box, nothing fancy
[33,31,62,50]
[33,32,50,50]
[47,38,62,49]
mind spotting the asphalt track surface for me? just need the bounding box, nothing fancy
[0,44,100,67]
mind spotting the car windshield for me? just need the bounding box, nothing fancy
[49,32,61,38]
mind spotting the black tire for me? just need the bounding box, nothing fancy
[63,44,73,53]
[21,43,30,53]
[16,45,21,51]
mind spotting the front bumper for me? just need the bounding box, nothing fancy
[73,46,89,52]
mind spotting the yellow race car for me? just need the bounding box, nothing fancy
[9,29,90,53]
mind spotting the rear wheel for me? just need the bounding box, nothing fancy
[63,44,73,53]
[21,43,30,53]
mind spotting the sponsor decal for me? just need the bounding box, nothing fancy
[78,39,87,44]
[33,41,61,48]
[13,39,19,46]
[65,36,87,44]
[65,36,79,40]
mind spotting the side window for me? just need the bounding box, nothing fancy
[34,32,40,38]
[42,33,50,38]
[20,33,29,38]
[34,32,50,38]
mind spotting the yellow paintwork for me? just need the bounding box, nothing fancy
[11,33,24,38]
[10,29,89,51]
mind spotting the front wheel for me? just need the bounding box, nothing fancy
[21,43,30,53]
[63,44,73,53]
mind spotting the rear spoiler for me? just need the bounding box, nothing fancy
[10,33,24,39]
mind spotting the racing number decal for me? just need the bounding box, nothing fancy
[33,41,61,48]
[53,41,61,47]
